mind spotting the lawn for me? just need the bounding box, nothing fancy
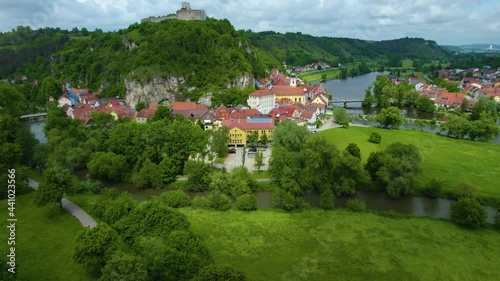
[318,126,500,200]
[298,68,340,82]
[0,193,95,281]
[401,59,414,68]
[181,208,500,281]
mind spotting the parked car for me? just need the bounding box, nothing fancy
[258,147,266,151]
[228,147,237,154]
[248,147,257,154]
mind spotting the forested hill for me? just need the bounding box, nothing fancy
[3,19,279,98]
[245,31,448,66]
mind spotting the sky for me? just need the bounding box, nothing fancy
[1,0,499,46]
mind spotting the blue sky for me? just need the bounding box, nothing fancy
[0,0,499,45]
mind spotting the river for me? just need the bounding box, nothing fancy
[319,72,436,120]
[87,178,496,224]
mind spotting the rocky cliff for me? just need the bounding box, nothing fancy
[124,76,186,107]
[125,74,254,107]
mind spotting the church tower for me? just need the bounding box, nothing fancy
[290,72,297,87]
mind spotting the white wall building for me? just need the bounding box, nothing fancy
[247,88,275,114]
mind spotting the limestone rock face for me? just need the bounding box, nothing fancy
[227,74,254,89]
[124,77,185,107]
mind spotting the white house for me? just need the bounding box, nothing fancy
[58,94,72,108]
[247,88,275,114]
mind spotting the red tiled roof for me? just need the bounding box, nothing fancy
[250,88,274,97]
[222,119,275,131]
[172,101,197,111]
[270,85,305,96]
[301,110,314,119]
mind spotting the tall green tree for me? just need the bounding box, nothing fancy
[211,127,230,158]
[100,251,148,281]
[40,76,62,100]
[0,82,26,117]
[254,151,264,172]
[375,107,404,129]
[73,224,119,271]
[334,107,351,128]
[34,166,74,208]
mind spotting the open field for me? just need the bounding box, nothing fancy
[181,207,500,281]
[298,68,341,82]
[0,193,95,281]
[318,127,500,200]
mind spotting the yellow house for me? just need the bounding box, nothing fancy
[271,85,307,104]
[222,118,275,146]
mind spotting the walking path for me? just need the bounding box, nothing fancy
[28,179,97,228]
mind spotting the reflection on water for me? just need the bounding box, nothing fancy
[26,121,47,143]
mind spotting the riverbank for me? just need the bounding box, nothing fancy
[319,126,500,202]
[181,207,500,281]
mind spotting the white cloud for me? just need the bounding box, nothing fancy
[0,0,498,45]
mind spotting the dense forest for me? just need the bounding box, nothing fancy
[245,31,448,66]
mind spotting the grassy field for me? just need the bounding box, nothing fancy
[401,59,414,68]
[181,208,500,281]
[318,126,500,200]
[298,68,341,82]
[0,193,95,281]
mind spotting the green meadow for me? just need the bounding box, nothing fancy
[0,193,94,281]
[182,208,500,281]
[318,126,500,201]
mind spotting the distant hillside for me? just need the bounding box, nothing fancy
[442,44,500,52]
[0,26,69,77]
[246,31,448,66]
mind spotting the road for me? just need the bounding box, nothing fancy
[29,179,97,228]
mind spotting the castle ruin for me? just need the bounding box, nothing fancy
[141,2,207,23]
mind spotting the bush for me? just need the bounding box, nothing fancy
[193,264,247,281]
[346,199,366,212]
[208,191,232,211]
[235,194,257,211]
[451,198,487,229]
[272,189,303,211]
[319,189,334,210]
[368,132,381,143]
[454,182,478,199]
[159,190,190,208]
[191,196,209,208]
[423,177,443,198]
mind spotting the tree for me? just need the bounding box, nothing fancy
[333,107,351,128]
[40,76,62,100]
[254,151,264,172]
[272,119,309,152]
[344,143,361,159]
[259,133,268,147]
[114,200,189,245]
[368,132,381,143]
[0,82,26,117]
[441,114,470,139]
[246,130,259,147]
[159,156,178,185]
[208,190,232,211]
[209,171,231,194]
[211,127,230,158]
[159,190,190,208]
[73,224,119,271]
[228,166,256,197]
[34,166,74,208]
[15,126,39,167]
[92,192,135,225]
[423,177,443,198]
[150,106,173,123]
[365,142,421,198]
[184,160,211,191]
[235,194,257,211]
[193,264,247,281]
[375,107,404,129]
[451,198,487,229]
[319,188,334,210]
[87,151,128,181]
[100,251,147,281]
[362,86,374,107]
[132,159,163,189]
[460,98,469,113]
[416,96,435,113]
[135,102,147,112]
